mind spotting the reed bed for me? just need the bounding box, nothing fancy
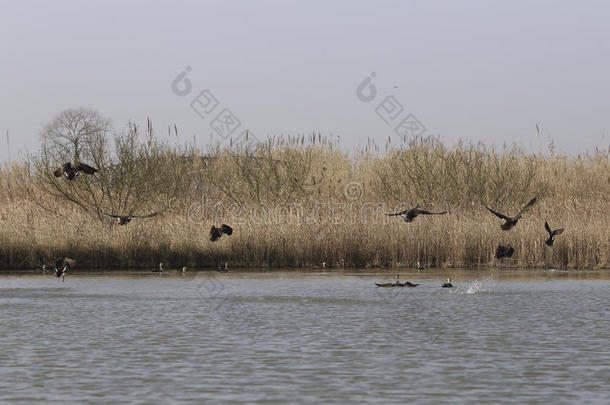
[0,136,608,270]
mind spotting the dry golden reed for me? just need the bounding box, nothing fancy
[0,136,608,270]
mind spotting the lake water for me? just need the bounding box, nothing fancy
[1,270,608,404]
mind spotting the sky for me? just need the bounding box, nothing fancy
[1,0,609,161]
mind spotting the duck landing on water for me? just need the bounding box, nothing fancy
[442,278,453,288]
[54,257,72,282]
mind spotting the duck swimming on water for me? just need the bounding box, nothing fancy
[442,278,453,288]
[152,262,165,272]
[375,274,419,287]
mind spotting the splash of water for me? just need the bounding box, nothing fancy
[452,279,493,295]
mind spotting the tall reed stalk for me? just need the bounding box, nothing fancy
[0,132,608,270]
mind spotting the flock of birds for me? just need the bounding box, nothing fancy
[47,161,235,281]
[50,161,564,285]
[377,197,564,288]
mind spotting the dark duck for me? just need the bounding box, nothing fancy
[495,245,515,260]
[210,224,233,242]
[485,198,537,231]
[544,221,564,246]
[53,162,97,180]
[375,274,419,287]
[54,257,72,282]
[102,211,161,225]
[386,204,447,223]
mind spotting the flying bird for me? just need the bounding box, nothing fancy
[495,245,515,260]
[386,204,447,223]
[485,198,537,230]
[544,221,564,246]
[210,224,233,242]
[53,162,97,180]
[102,211,161,225]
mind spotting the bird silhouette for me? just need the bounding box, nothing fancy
[53,162,97,180]
[485,198,537,230]
[495,245,515,260]
[210,224,233,242]
[102,211,161,225]
[54,257,73,282]
[544,221,564,246]
[387,204,447,223]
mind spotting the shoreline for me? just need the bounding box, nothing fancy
[3,266,609,274]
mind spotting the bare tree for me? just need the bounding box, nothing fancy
[27,109,194,221]
[41,108,111,163]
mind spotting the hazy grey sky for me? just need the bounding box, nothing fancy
[1,0,609,160]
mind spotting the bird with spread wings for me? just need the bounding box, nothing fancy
[386,204,447,223]
[485,197,537,231]
[53,162,98,180]
[102,211,161,225]
[544,220,564,246]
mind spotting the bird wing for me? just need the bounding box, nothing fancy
[552,228,564,236]
[515,197,537,219]
[54,257,74,267]
[220,224,233,235]
[416,209,447,216]
[485,205,510,221]
[386,209,408,216]
[77,162,98,174]
[544,221,552,235]
[102,212,122,219]
[54,162,71,177]
[131,212,161,219]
